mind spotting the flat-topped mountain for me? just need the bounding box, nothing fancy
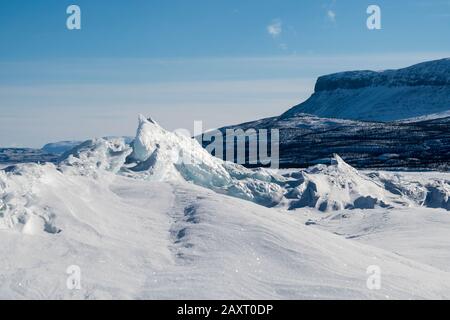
[203,58,450,169]
[282,58,450,122]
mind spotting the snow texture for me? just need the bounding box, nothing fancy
[1,115,450,299]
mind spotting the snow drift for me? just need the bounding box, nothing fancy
[2,114,450,238]
[0,163,61,234]
[2,115,450,299]
[285,155,410,211]
[124,115,284,206]
[2,169,450,299]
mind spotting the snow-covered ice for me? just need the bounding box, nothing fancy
[1,115,450,299]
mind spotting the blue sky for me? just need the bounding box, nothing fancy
[1,0,449,147]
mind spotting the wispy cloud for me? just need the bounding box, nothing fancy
[267,19,282,37]
[279,43,288,51]
[323,0,337,23]
[327,10,336,22]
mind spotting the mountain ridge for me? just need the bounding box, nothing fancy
[282,58,450,122]
[202,58,450,170]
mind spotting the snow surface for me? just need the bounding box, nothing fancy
[1,116,450,299]
[312,207,450,273]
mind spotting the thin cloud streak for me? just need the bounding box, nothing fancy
[267,19,282,37]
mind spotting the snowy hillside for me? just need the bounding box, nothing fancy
[206,113,450,170]
[282,58,450,122]
[2,116,450,299]
[203,59,450,170]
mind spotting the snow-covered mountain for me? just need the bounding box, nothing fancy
[2,116,450,299]
[204,59,450,170]
[282,58,450,122]
[1,58,449,300]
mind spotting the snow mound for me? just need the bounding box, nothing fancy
[286,155,409,212]
[54,115,450,212]
[368,171,450,211]
[424,183,450,210]
[126,115,284,206]
[0,163,61,235]
[60,137,132,177]
[128,115,229,183]
[1,115,450,239]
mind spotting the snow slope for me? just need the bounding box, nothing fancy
[313,207,450,273]
[2,115,450,299]
[209,112,450,170]
[2,164,450,299]
[282,58,450,122]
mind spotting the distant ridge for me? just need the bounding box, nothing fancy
[282,58,450,122]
